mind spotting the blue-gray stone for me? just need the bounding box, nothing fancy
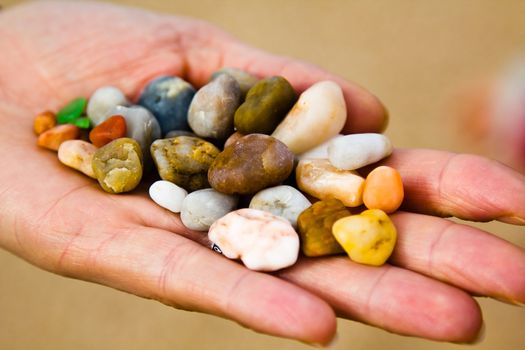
[138,76,196,135]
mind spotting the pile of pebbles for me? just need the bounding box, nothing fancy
[34,68,403,272]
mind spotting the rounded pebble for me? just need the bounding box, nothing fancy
[234,76,296,134]
[188,74,242,140]
[328,133,393,170]
[149,180,188,213]
[151,136,220,191]
[37,124,81,151]
[208,134,294,195]
[56,97,87,124]
[92,138,143,194]
[296,135,344,161]
[58,140,97,178]
[33,111,56,135]
[332,209,397,266]
[87,86,128,126]
[211,67,259,97]
[165,130,197,138]
[296,159,365,207]
[180,188,238,231]
[272,81,347,155]
[249,185,311,228]
[363,166,404,213]
[208,208,299,271]
[223,131,245,148]
[138,76,196,134]
[89,115,127,147]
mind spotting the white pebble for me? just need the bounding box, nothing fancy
[87,86,129,126]
[180,189,238,231]
[149,180,188,213]
[249,185,311,228]
[296,134,344,161]
[328,133,393,170]
[208,209,299,271]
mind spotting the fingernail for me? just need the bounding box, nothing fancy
[494,296,525,307]
[498,216,525,225]
[308,332,339,348]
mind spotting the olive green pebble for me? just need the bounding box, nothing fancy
[151,136,220,192]
[233,76,296,135]
[92,138,143,194]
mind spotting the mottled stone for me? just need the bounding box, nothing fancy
[149,180,188,213]
[138,76,196,134]
[328,133,393,170]
[56,97,87,124]
[87,86,128,126]
[208,208,299,271]
[332,209,397,266]
[296,199,348,257]
[272,81,346,154]
[165,130,197,138]
[37,124,81,151]
[363,166,404,213]
[57,140,97,178]
[211,67,259,97]
[296,159,364,207]
[33,111,56,135]
[234,76,296,134]
[92,138,143,194]
[89,115,127,147]
[151,136,220,191]
[180,188,238,231]
[188,74,242,140]
[208,134,294,195]
[223,131,244,148]
[249,185,311,228]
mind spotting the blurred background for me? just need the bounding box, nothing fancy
[1,0,524,349]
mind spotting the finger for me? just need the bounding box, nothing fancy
[279,257,482,343]
[390,212,525,304]
[51,226,337,346]
[367,149,525,224]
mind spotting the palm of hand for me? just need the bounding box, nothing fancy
[1,2,524,346]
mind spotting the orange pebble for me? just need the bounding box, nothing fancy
[363,166,404,213]
[33,111,56,135]
[89,115,127,147]
[37,124,81,151]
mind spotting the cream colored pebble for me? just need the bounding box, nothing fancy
[296,159,365,207]
[328,133,393,170]
[57,140,97,178]
[272,81,346,154]
[208,209,299,271]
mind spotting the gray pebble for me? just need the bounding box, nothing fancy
[180,188,238,231]
[211,67,259,97]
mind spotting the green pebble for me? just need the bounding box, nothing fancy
[70,117,91,129]
[57,97,87,124]
[234,76,297,135]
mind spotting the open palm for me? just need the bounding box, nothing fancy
[1,1,524,346]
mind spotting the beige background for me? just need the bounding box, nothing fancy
[1,0,524,349]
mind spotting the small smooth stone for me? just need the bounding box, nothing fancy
[106,105,161,157]
[208,208,299,271]
[188,74,242,140]
[149,180,188,213]
[87,86,128,126]
[363,166,404,213]
[211,67,259,97]
[332,209,397,266]
[151,136,220,191]
[234,76,296,134]
[296,135,344,161]
[89,115,127,147]
[70,117,91,129]
[56,97,87,124]
[165,130,197,138]
[138,76,196,134]
[296,159,364,207]
[208,134,294,195]
[57,140,97,178]
[296,199,348,257]
[180,188,238,231]
[223,131,244,148]
[37,124,81,151]
[249,185,311,228]
[33,111,56,135]
[92,138,143,194]
[328,133,393,170]
[272,81,346,155]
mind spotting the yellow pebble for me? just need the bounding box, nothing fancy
[363,166,404,213]
[332,209,397,266]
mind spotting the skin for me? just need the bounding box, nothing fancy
[0,1,524,346]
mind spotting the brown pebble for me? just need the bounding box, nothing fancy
[33,111,56,135]
[37,124,81,151]
[89,115,127,147]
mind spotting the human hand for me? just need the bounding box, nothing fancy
[0,1,523,346]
